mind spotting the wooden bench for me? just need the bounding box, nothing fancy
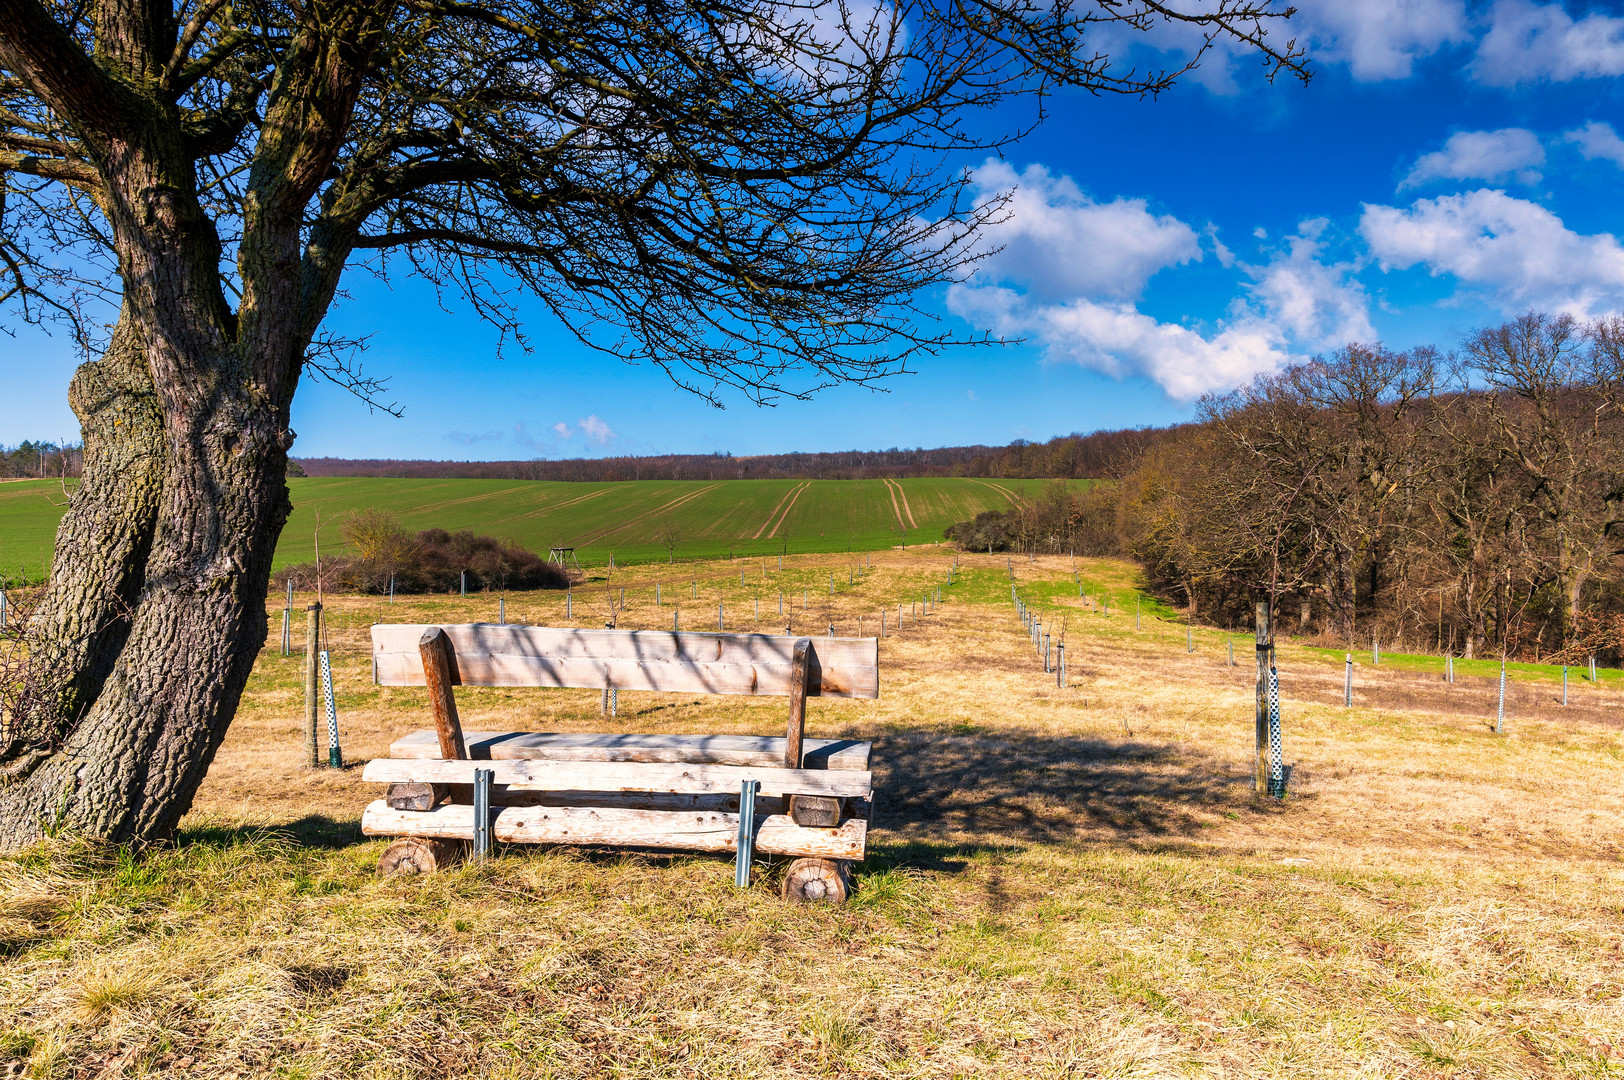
[361,623,879,902]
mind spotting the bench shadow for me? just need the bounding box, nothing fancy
[178,814,366,851]
[868,726,1261,857]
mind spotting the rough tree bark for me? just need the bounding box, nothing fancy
[21,310,165,741]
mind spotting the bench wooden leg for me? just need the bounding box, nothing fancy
[781,857,851,903]
[377,837,465,876]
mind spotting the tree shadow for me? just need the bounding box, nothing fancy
[178,814,365,851]
[869,726,1261,853]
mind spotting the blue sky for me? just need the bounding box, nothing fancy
[7,0,1624,459]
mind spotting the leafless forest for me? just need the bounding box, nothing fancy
[962,313,1624,665]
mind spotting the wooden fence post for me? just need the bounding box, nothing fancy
[304,603,322,767]
[1254,600,1270,794]
[1344,653,1352,707]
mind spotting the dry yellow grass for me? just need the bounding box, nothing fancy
[3,548,1624,1078]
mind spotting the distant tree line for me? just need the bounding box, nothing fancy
[947,313,1624,664]
[0,442,81,480]
[291,427,1173,483]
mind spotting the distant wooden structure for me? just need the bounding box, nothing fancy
[547,546,582,571]
[361,624,879,902]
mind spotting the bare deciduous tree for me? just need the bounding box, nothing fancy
[0,0,1307,848]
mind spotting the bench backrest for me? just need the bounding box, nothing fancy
[371,624,879,699]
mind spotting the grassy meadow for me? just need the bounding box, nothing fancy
[0,475,1055,578]
[4,548,1624,1078]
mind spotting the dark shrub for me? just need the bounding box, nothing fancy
[276,511,568,594]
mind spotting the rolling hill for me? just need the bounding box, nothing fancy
[0,476,1070,576]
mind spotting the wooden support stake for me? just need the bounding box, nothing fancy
[1254,600,1270,795]
[418,626,468,760]
[304,603,322,767]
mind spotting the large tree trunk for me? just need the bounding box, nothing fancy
[19,309,166,744]
[0,380,290,846]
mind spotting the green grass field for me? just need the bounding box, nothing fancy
[0,476,1063,575]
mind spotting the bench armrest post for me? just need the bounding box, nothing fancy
[785,638,813,768]
[420,627,468,760]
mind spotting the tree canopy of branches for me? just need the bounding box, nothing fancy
[0,0,1306,848]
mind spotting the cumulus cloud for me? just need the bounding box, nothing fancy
[1360,188,1624,315]
[1089,0,1466,91]
[1293,0,1469,80]
[948,285,1292,400]
[947,162,1381,399]
[1401,128,1545,189]
[1471,0,1624,85]
[552,421,572,439]
[577,415,616,445]
[964,160,1201,301]
[1244,222,1376,348]
[1565,120,1624,168]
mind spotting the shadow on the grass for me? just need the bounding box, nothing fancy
[872,727,1260,848]
[178,813,366,851]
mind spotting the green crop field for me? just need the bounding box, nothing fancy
[0,475,1071,575]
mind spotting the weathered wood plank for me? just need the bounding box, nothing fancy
[371,625,879,698]
[359,801,867,859]
[387,730,873,771]
[361,757,873,798]
[488,789,788,814]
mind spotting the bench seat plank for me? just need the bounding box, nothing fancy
[387,729,873,771]
[372,625,879,698]
[362,757,873,798]
[360,800,868,860]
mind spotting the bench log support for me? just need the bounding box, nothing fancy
[786,639,843,827]
[420,626,468,760]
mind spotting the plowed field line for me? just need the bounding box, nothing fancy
[881,479,907,532]
[967,478,1024,507]
[570,484,721,546]
[512,487,611,522]
[767,481,811,539]
[889,479,918,529]
[752,481,807,539]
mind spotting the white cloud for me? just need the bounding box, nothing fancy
[577,415,616,445]
[1090,0,1465,91]
[1565,120,1624,169]
[1401,128,1544,189]
[1294,0,1469,80]
[552,421,572,439]
[1360,188,1624,315]
[948,162,1381,398]
[1244,223,1376,348]
[1471,0,1624,85]
[964,160,1200,301]
[947,285,1292,401]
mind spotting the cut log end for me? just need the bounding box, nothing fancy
[377,837,465,876]
[385,782,448,812]
[781,857,851,904]
[788,794,843,828]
